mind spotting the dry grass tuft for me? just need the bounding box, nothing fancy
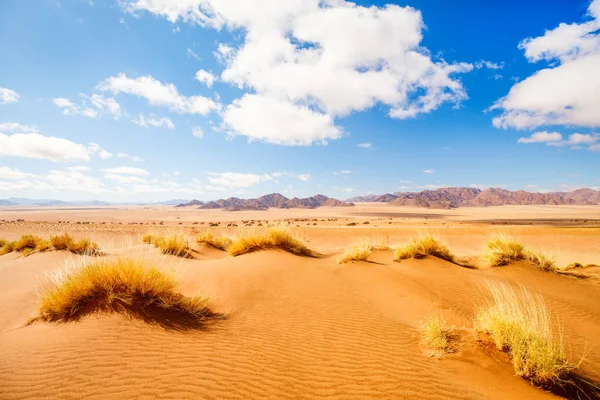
[422,313,453,357]
[34,258,213,325]
[12,235,50,256]
[475,281,573,385]
[525,249,557,272]
[196,232,233,251]
[393,234,454,262]
[0,240,14,255]
[50,233,100,255]
[482,234,525,267]
[147,234,191,258]
[141,233,154,244]
[50,233,73,250]
[228,227,313,257]
[338,242,372,264]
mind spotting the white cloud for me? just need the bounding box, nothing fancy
[187,48,201,60]
[102,166,149,175]
[132,113,175,129]
[0,166,28,180]
[53,94,122,119]
[0,87,19,104]
[87,143,113,159]
[423,169,435,174]
[333,170,352,175]
[205,171,271,189]
[357,143,372,148]
[122,0,474,144]
[104,173,147,184]
[517,131,563,144]
[0,122,37,132]
[222,94,342,145]
[195,69,216,87]
[97,73,219,114]
[492,0,600,129]
[297,173,311,181]
[117,153,143,162]
[192,126,204,138]
[336,187,355,193]
[474,60,503,69]
[0,132,103,162]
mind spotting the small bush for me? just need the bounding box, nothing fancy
[482,234,525,267]
[157,234,191,258]
[35,258,213,323]
[422,313,452,356]
[13,235,49,256]
[0,239,6,248]
[347,222,357,226]
[141,233,154,244]
[228,227,313,257]
[475,282,573,385]
[50,233,74,250]
[0,241,14,255]
[393,234,454,262]
[338,242,372,264]
[196,232,232,251]
[525,249,557,272]
[68,238,100,255]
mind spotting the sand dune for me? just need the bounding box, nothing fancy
[1,205,599,399]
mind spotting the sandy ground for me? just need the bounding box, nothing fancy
[1,204,599,399]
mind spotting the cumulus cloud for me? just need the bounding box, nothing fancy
[474,60,503,69]
[97,73,219,115]
[0,122,37,132]
[205,171,272,189]
[0,130,112,163]
[0,166,28,180]
[192,126,204,138]
[131,113,175,129]
[195,69,216,87]
[517,130,599,151]
[492,0,600,129]
[53,94,122,119]
[297,174,311,181]
[102,166,149,175]
[122,0,473,145]
[0,87,19,104]
[222,94,342,145]
[117,153,143,162]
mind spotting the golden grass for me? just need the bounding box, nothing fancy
[11,235,50,256]
[196,232,233,251]
[141,233,154,244]
[0,240,14,255]
[525,249,557,272]
[482,234,525,267]
[50,233,100,255]
[338,242,372,263]
[35,258,212,323]
[422,313,452,356]
[50,233,73,250]
[393,234,454,262]
[146,234,191,258]
[228,227,313,257]
[475,281,573,385]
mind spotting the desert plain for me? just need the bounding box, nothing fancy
[1,203,599,399]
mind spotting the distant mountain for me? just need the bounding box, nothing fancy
[175,193,355,210]
[346,187,600,208]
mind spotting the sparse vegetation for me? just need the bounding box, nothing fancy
[11,235,50,256]
[196,232,232,251]
[141,233,154,244]
[483,234,558,271]
[50,233,100,255]
[33,258,213,323]
[422,313,453,357]
[143,234,190,258]
[525,249,557,271]
[228,227,313,257]
[338,242,371,263]
[0,241,14,255]
[475,281,573,385]
[50,233,73,250]
[393,234,454,262]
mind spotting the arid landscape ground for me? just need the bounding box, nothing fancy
[1,203,599,399]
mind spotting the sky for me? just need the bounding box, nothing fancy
[0,0,599,202]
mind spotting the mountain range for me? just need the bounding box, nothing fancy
[346,187,600,209]
[175,193,354,210]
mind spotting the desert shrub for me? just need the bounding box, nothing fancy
[0,241,14,255]
[13,234,49,256]
[156,234,190,258]
[0,239,6,248]
[422,313,452,356]
[393,234,454,262]
[196,232,232,251]
[347,222,357,226]
[35,258,212,322]
[68,238,100,255]
[141,233,154,244]
[50,233,74,250]
[525,249,557,272]
[228,227,313,257]
[475,282,572,385]
[338,242,371,264]
[482,234,525,267]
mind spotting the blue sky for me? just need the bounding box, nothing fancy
[0,0,599,201]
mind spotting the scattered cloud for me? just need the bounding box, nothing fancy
[357,143,373,149]
[53,94,122,119]
[517,131,563,144]
[187,48,201,61]
[102,166,149,175]
[0,166,28,180]
[474,60,504,69]
[333,170,352,175]
[492,0,600,129]
[192,126,204,138]
[117,153,143,162]
[131,113,175,129]
[205,171,272,189]
[0,122,37,132]
[0,87,19,104]
[297,174,311,181]
[517,130,599,151]
[88,143,113,159]
[423,169,435,174]
[194,69,216,87]
[97,73,220,114]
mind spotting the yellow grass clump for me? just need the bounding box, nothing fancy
[34,258,213,323]
[338,242,372,264]
[12,234,50,256]
[228,227,313,257]
[0,240,14,255]
[482,234,525,267]
[141,233,154,244]
[393,234,454,262]
[422,313,453,356]
[196,232,233,251]
[146,234,191,258]
[525,249,557,272]
[475,281,573,385]
[50,233,100,255]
